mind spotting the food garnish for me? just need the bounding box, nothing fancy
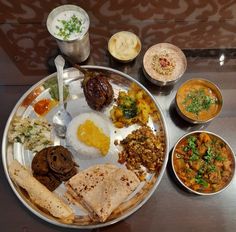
[8,117,53,152]
[82,71,114,111]
[66,164,140,222]
[151,52,176,76]
[55,14,82,40]
[117,125,164,180]
[77,120,110,156]
[34,99,57,116]
[173,132,234,193]
[9,160,75,223]
[32,146,77,191]
[182,88,218,116]
[110,83,159,128]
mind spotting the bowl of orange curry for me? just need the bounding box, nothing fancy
[172,131,235,195]
[175,79,223,124]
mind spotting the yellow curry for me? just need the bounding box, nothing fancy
[176,80,221,122]
[173,132,234,193]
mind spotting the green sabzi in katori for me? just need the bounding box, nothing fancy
[182,88,217,115]
[182,135,225,188]
[56,15,82,40]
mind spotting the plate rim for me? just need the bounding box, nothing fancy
[2,65,169,229]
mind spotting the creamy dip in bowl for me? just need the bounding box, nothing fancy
[108,31,141,62]
[143,43,187,86]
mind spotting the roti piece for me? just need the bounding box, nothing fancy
[9,160,74,224]
[67,164,118,196]
[67,164,140,222]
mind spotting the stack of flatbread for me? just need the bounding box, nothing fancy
[66,164,140,222]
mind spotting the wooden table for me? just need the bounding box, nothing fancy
[1,1,236,231]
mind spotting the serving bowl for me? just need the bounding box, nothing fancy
[175,78,223,124]
[108,31,141,63]
[171,131,235,196]
[142,43,187,86]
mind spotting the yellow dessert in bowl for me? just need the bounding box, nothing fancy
[108,31,141,62]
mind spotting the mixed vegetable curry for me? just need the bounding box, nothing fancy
[173,132,234,193]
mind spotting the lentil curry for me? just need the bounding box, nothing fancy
[173,132,234,193]
[176,79,222,122]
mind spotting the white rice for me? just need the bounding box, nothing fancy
[66,112,110,159]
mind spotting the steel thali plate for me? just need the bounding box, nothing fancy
[2,66,169,228]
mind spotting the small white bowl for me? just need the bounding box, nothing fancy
[108,31,141,63]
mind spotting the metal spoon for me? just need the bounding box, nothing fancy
[53,55,72,138]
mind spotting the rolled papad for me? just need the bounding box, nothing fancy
[9,160,74,223]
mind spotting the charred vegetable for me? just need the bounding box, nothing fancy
[82,71,114,111]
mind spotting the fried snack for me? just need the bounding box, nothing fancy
[33,172,61,192]
[9,160,74,223]
[47,146,74,174]
[31,148,50,175]
[32,146,77,191]
[53,167,77,182]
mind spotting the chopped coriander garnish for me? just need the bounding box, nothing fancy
[215,155,225,161]
[195,174,208,187]
[119,96,138,119]
[182,88,217,116]
[55,15,82,40]
[190,153,199,161]
[203,146,214,163]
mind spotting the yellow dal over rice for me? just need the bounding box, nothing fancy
[77,120,110,156]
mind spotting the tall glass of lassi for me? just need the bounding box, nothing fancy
[47,5,90,63]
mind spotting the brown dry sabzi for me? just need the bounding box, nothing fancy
[117,126,164,180]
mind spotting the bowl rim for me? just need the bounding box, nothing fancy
[171,130,236,196]
[108,31,142,62]
[175,78,223,124]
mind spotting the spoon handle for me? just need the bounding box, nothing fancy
[55,55,65,107]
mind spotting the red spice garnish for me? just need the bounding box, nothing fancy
[159,57,170,67]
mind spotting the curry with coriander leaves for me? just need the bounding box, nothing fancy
[176,79,222,122]
[173,132,234,193]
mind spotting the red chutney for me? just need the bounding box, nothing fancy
[34,99,57,116]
